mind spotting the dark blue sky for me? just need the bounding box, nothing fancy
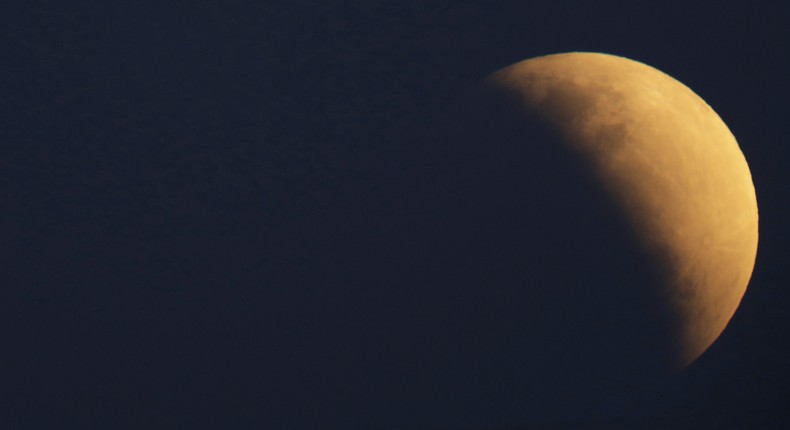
[4,2,789,428]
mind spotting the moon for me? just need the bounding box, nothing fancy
[468,52,758,372]
[421,51,758,388]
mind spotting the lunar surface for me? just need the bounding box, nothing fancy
[459,52,758,372]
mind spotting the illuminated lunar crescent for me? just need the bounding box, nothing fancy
[474,52,758,371]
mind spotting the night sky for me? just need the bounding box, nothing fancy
[5,2,789,428]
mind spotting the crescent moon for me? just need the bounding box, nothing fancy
[479,52,758,370]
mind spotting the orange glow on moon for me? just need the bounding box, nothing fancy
[484,52,758,370]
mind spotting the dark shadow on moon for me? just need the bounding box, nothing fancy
[277,86,683,428]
